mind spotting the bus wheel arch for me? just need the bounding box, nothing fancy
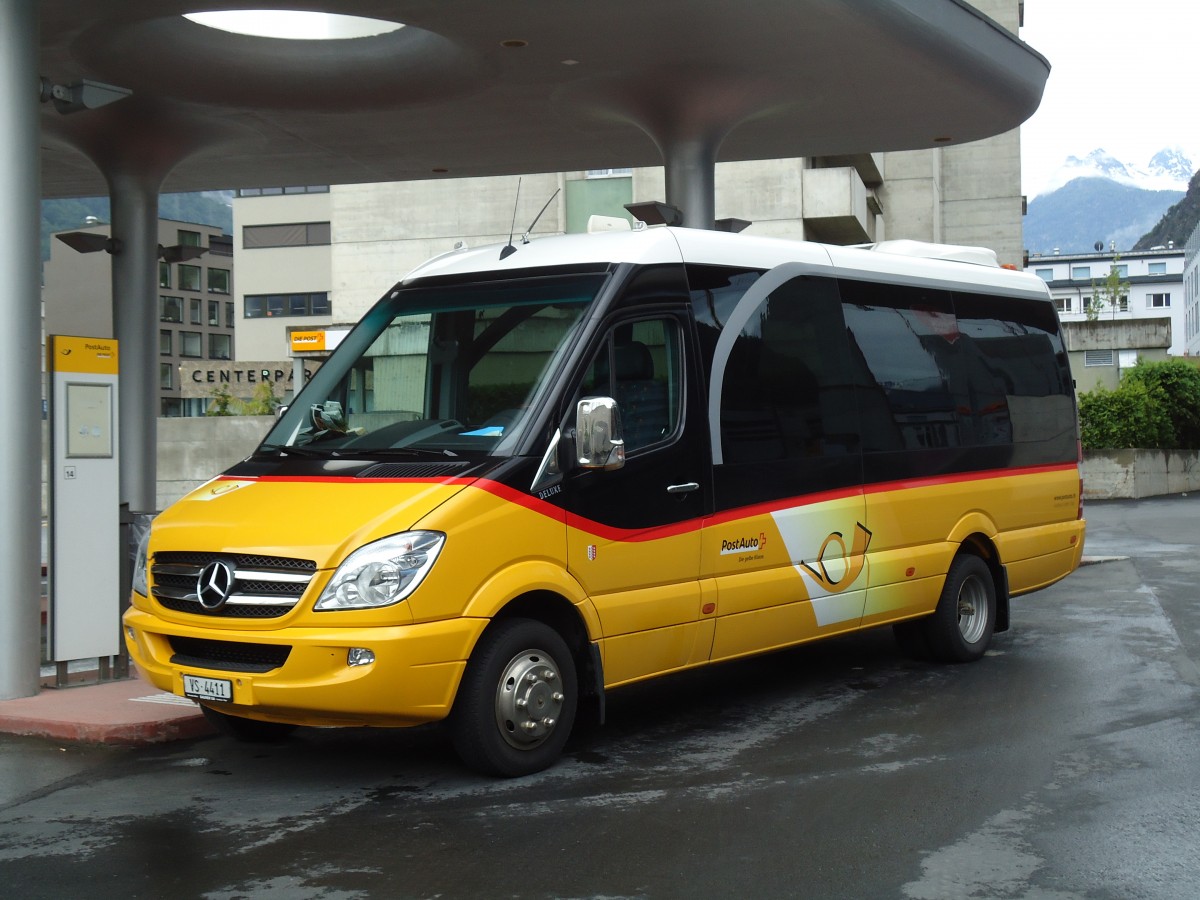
[450,592,598,776]
[924,549,999,663]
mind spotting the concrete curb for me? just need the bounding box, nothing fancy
[0,676,214,746]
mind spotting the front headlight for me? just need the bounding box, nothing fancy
[131,522,152,597]
[315,531,445,610]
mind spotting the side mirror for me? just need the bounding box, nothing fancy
[576,396,625,470]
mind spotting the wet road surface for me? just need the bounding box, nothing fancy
[3,496,1199,899]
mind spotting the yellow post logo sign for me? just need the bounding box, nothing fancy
[290,331,327,352]
[50,335,119,375]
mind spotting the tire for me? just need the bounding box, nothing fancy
[450,618,578,777]
[201,704,297,743]
[923,554,997,663]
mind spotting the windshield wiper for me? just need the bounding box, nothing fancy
[328,447,460,459]
[254,443,331,459]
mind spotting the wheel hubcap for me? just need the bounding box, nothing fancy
[495,649,565,749]
[956,575,989,645]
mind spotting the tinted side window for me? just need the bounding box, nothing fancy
[953,291,1076,464]
[692,268,861,507]
[718,275,859,463]
[839,280,967,453]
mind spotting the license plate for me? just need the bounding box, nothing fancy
[183,674,233,703]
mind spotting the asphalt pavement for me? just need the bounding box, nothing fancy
[2,496,1199,899]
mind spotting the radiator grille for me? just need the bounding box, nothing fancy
[151,552,316,619]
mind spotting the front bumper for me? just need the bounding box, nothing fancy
[123,606,488,727]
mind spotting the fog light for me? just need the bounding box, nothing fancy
[126,627,135,640]
[347,647,375,667]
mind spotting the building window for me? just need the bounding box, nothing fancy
[244,291,331,318]
[1149,262,1167,275]
[242,222,331,249]
[179,264,202,292]
[1035,268,1054,281]
[1082,295,1093,312]
[237,185,329,197]
[586,168,633,178]
[160,330,172,356]
[1117,294,1129,312]
[208,299,220,326]
[1054,297,1073,313]
[209,333,232,360]
[180,331,202,358]
[160,362,174,389]
[225,301,235,328]
[160,296,182,323]
[1148,293,1171,308]
[208,268,230,294]
[189,297,202,324]
[1071,266,1091,280]
[159,261,172,288]
[1084,350,1115,367]
[161,397,182,417]
[177,229,201,247]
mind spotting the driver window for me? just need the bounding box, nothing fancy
[582,318,682,453]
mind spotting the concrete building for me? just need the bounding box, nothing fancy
[1183,221,1200,357]
[1059,318,1172,393]
[1025,248,1186,372]
[43,219,235,416]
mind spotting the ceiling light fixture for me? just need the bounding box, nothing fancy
[184,10,403,41]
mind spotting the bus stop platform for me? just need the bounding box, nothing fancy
[0,672,213,746]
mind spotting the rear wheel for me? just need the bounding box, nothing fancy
[923,554,996,663]
[451,618,578,777]
[201,704,297,742]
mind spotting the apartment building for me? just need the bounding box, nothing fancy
[42,218,235,416]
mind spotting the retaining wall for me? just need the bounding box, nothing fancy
[1082,449,1200,500]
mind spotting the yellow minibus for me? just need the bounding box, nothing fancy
[125,226,1085,775]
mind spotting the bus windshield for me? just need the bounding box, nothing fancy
[260,270,608,459]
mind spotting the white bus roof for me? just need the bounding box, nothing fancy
[403,227,1049,298]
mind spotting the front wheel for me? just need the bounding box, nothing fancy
[450,618,578,777]
[923,554,997,663]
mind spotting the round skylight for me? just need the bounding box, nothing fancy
[184,10,404,41]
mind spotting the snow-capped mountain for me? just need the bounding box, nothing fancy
[1033,147,1195,197]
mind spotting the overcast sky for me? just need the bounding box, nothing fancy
[1019,0,1199,195]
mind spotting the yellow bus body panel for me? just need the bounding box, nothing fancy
[125,463,1085,727]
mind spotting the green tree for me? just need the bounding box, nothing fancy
[205,384,236,416]
[1087,255,1131,321]
[241,380,281,416]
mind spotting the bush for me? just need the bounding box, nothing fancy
[1079,381,1172,450]
[1121,359,1200,449]
[1078,358,1200,450]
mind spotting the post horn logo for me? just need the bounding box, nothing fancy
[800,523,872,593]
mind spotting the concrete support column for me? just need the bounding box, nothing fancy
[0,0,44,699]
[109,171,163,515]
[663,137,720,230]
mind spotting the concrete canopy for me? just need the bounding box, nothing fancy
[11,0,1050,701]
[40,0,1050,201]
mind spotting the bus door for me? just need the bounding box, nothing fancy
[562,312,711,686]
[692,264,869,661]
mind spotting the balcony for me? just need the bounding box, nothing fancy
[802,166,878,245]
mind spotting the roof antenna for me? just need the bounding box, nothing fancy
[522,188,561,244]
[500,177,521,260]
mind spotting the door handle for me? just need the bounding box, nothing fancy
[666,482,699,494]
